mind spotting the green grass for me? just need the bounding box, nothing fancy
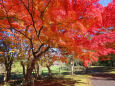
[109,67,115,74]
[64,75,91,86]
[42,65,71,74]
[42,66,90,86]
[11,61,23,73]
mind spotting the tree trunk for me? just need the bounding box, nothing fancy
[5,66,12,82]
[25,67,34,86]
[36,63,42,79]
[4,72,6,82]
[24,59,36,86]
[21,61,26,79]
[59,67,61,76]
[4,58,13,82]
[25,61,34,81]
[47,66,52,78]
[111,60,114,67]
[6,69,11,81]
[24,45,50,84]
[71,61,74,75]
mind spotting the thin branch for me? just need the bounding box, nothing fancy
[0,3,31,39]
[20,0,38,39]
[37,0,51,43]
[37,26,43,43]
[40,0,51,19]
[28,0,29,10]
[11,27,30,39]
[19,0,51,44]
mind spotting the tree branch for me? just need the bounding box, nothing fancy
[29,38,36,57]
[40,0,51,19]
[34,43,44,54]
[36,46,50,59]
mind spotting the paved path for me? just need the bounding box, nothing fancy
[89,67,115,86]
[91,73,115,86]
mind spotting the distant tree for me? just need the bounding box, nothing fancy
[0,38,17,82]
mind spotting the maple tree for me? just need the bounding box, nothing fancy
[0,0,115,81]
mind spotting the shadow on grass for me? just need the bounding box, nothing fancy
[0,67,101,86]
[0,73,23,86]
[89,66,115,73]
[41,71,71,77]
[61,72,70,75]
[25,77,85,86]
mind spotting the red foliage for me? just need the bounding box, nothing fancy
[0,0,115,66]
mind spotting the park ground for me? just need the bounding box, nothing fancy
[90,66,115,86]
[0,62,115,86]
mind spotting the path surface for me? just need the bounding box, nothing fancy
[89,67,115,86]
[91,73,115,86]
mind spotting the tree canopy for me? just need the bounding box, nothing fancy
[0,0,115,67]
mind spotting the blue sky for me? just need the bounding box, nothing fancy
[99,0,111,6]
[69,0,112,6]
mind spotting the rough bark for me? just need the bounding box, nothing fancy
[5,64,12,82]
[25,59,35,81]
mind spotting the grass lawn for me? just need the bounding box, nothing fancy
[109,67,115,74]
[40,66,91,86]
[64,75,91,86]
[11,61,23,73]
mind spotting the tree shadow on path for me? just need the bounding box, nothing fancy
[89,66,115,81]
